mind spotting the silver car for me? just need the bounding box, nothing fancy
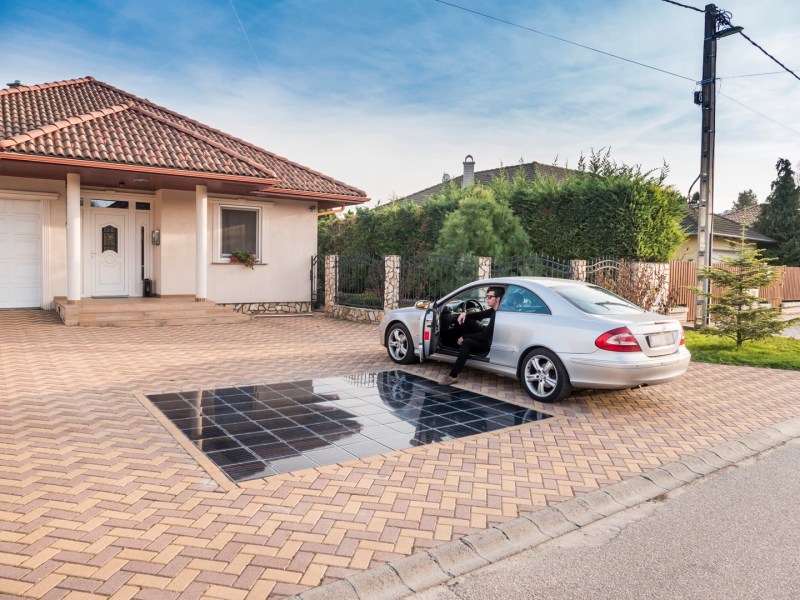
[378,277,690,403]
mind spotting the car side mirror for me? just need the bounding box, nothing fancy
[414,300,431,310]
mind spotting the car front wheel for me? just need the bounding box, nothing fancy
[520,348,571,402]
[386,323,416,364]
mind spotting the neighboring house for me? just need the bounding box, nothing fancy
[0,77,367,315]
[675,210,776,262]
[722,204,763,227]
[394,155,573,205]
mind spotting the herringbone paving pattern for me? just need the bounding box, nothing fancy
[1,310,799,598]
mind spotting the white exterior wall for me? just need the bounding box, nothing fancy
[206,198,317,303]
[1,177,318,306]
[156,190,196,296]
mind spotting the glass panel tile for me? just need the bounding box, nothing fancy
[146,370,551,483]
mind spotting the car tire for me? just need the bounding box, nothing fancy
[386,323,416,365]
[520,347,571,403]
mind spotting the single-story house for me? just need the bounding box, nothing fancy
[394,155,573,204]
[0,77,367,321]
[674,209,776,262]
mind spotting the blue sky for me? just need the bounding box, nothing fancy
[2,0,799,211]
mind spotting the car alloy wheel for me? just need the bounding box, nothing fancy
[521,347,571,402]
[386,323,416,365]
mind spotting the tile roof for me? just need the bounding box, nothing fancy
[681,209,776,244]
[722,204,762,226]
[395,160,573,205]
[0,77,367,200]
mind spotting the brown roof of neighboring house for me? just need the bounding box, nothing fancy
[0,77,367,201]
[722,204,762,226]
[681,210,776,244]
[395,160,573,205]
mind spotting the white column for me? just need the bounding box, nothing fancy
[195,185,208,301]
[66,173,81,303]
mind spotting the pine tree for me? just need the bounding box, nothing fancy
[694,231,784,348]
[754,158,800,266]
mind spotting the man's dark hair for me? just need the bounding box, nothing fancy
[488,286,504,298]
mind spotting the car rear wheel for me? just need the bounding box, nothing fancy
[386,323,416,364]
[520,348,571,402]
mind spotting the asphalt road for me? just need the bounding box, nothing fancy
[410,438,800,600]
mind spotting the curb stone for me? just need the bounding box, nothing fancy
[347,565,413,600]
[287,415,800,600]
[461,526,520,563]
[493,516,550,549]
[641,467,684,491]
[427,539,489,578]
[390,552,450,592]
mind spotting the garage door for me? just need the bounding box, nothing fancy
[0,198,42,309]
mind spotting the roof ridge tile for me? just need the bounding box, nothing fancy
[130,105,277,180]
[0,76,94,97]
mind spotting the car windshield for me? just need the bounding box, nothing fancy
[553,284,644,315]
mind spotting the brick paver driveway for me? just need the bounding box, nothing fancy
[2,310,799,598]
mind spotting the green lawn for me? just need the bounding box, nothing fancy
[684,330,800,370]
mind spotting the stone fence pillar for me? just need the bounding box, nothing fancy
[478,257,492,280]
[384,255,401,311]
[570,259,587,281]
[324,254,338,310]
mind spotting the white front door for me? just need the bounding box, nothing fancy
[92,211,127,296]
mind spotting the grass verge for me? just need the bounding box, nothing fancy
[685,330,800,370]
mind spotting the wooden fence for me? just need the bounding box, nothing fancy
[669,261,800,323]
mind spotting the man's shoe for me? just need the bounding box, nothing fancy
[438,375,458,386]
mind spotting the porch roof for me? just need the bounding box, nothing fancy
[0,77,368,206]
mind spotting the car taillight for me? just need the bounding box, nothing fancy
[424,330,430,341]
[679,329,685,345]
[595,326,642,352]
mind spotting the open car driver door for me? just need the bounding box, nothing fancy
[420,300,438,361]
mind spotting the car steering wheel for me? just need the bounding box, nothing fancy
[456,299,482,314]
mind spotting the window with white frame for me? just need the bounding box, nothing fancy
[218,205,260,260]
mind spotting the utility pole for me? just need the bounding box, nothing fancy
[694,4,741,327]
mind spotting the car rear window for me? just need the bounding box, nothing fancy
[553,284,644,315]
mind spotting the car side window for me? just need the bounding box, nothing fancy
[499,285,551,314]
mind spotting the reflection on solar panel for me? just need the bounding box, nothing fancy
[147,371,551,482]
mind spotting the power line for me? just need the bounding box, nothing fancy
[719,71,785,80]
[432,0,697,83]
[433,0,799,136]
[660,0,704,13]
[719,92,800,136]
[717,13,800,82]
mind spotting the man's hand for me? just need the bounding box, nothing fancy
[457,312,466,325]
[457,336,464,345]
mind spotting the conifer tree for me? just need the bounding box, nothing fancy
[694,231,784,348]
[754,158,800,266]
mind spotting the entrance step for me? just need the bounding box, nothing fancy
[53,297,252,327]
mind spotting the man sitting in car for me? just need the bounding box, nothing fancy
[439,286,504,385]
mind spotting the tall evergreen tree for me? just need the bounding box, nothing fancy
[754,158,800,266]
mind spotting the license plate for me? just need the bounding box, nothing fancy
[647,332,674,348]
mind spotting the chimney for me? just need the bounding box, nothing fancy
[462,155,475,188]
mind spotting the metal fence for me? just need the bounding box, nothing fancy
[332,253,385,309]
[399,255,478,307]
